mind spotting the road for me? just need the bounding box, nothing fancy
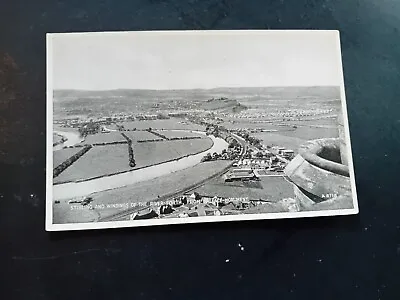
[98,160,234,222]
[98,133,246,222]
[97,132,290,222]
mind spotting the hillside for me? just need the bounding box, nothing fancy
[200,97,248,113]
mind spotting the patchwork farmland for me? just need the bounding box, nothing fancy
[53,130,214,184]
[52,86,347,224]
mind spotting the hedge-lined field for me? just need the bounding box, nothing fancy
[78,132,126,145]
[132,138,213,169]
[53,144,131,183]
[154,130,204,139]
[53,145,92,178]
[53,136,214,183]
[53,147,82,168]
[122,131,160,141]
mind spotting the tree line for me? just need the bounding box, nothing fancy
[91,141,127,146]
[146,128,169,140]
[78,122,100,137]
[121,133,136,167]
[53,145,92,178]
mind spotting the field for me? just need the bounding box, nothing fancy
[252,132,305,152]
[53,160,233,223]
[120,119,204,131]
[132,138,213,169]
[192,176,293,201]
[122,130,161,141]
[283,116,338,127]
[54,144,131,183]
[53,148,82,167]
[277,126,338,141]
[79,132,126,145]
[154,130,204,139]
[249,116,338,151]
[221,120,283,131]
[86,160,232,220]
[53,135,214,183]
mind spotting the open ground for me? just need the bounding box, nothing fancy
[53,160,233,223]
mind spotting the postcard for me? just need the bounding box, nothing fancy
[46,30,358,231]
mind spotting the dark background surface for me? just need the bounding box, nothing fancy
[0,0,399,299]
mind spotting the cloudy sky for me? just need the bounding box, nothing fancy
[49,30,343,90]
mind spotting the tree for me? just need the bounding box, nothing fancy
[256,152,264,158]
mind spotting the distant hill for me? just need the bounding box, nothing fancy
[52,86,340,118]
[200,97,248,113]
[53,86,340,101]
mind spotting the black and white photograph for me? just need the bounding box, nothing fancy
[46,30,359,231]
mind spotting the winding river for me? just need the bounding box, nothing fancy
[53,129,84,151]
[53,130,228,201]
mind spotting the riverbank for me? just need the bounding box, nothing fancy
[53,128,84,151]
[54,137,215,185]
[53,134,228,200]
[53,160,233,224]
[53,133,68,147]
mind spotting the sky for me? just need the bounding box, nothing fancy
[49,30,344,90]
